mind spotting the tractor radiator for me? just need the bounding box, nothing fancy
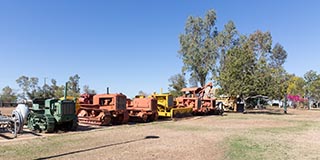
[61,102,75,115]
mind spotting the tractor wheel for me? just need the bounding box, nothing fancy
[102,115,112,125]
[27,113,36,131]
[149,112,158,122]
[122,111,129,124]
[111,115,123,125]
[45,116,55,133]
[141,114,148,123]
[69,118,78,131]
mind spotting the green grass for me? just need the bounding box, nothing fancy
[225,135,290,160]
[226,136,264,160]
[0,134,86,159]
[257,120,320,134]
[224,118,320,160]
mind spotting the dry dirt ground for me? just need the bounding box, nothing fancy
[1,107,320,160]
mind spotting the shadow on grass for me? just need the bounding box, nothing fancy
[35,135,160,160]
[244,109,292,115]
[76,125,101,132]
[23,130,42,136]
[0,133,14,139]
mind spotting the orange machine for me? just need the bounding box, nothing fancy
[77,93,129,125]
[126,96,158,122]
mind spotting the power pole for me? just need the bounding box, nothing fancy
[44,77,48,97]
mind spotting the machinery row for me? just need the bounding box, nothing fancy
[1,82,244,138]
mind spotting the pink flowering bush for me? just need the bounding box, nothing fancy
[287,94,308,108]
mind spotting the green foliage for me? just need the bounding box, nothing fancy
[50,79,64,98]
[0,86,17,102]
[168,73,187,97]
[16,76,40,99]
[188,74,199,87]
[217,29,288,99]
[83,85,96,94]
[179,9,219,86]
[179,10,290,99]
[216,21,239,70]
[287,76,305,96]
[271,43,287,68]
[226,137,266,160]
[67,74,81,97]
[267,69,290,100]
[218,47,255,97]
[16,74,81,99]
[304,70,320,100]
[137,90,148,97]
[246,31,273,97]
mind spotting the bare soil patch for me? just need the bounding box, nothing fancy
[0,107,14,116]
[1,107,320,160]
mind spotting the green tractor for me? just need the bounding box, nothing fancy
[27,83,78,133]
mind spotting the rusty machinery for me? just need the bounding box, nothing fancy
[126,95,158,122]
[0,104,29,138]
[216,96,238,112]
[177,82,223,115]
[213,87,244,112]
[27,83,78,133]
[149,90,193,118]
[77,91,129,126]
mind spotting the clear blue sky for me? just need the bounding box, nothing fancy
[0,0,319,98]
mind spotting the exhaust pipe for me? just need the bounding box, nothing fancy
[64,82,68,100]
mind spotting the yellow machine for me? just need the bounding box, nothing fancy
[59,96,80,114]
[135,95,146,98]
[149,91,192,118]
[216,96,237,112]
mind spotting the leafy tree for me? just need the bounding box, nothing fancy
[270,43,287,68]
[36,78,67,99]
[247,30,273,96]
[267,69,290,100]
[218,47,255,97]
[188,74,199,87]
[0,86,17,102]
[268,43,288,100]
[247,30,272,59]
[137,90,149,97]
[178,9,291,104]
[83,85,96,94]
[36,84,54,99]
[16,76,40,99]
[50,79,64,98]
[168,74,187,97]
[304,70,320,100]
[217,29,288,100]
[216,20,239,77]
[179,9,219,86]
[67,74,81,97]
[16,76,30,98]
[16,76,79,99]
[287,76,305,96]
[304,70,319,83]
